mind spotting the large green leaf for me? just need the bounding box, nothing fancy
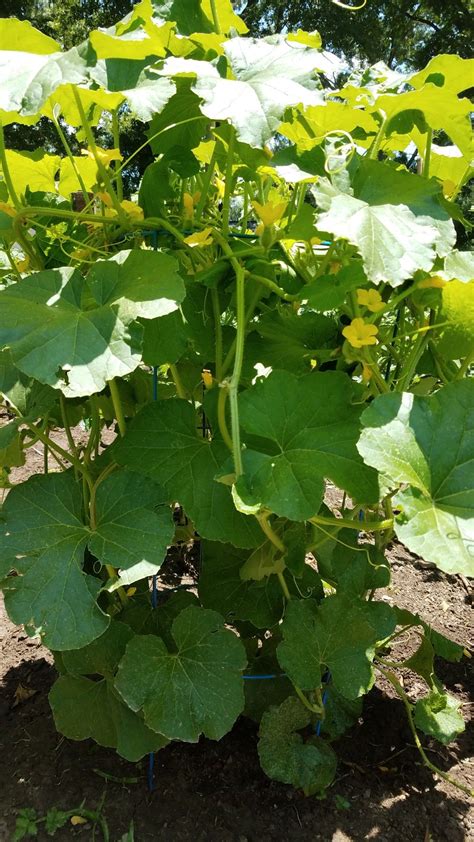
[243,309,338,377]
[277,596,395,699]
[0,469,172,648]
[318,195,441,287]
[87,470,174,588]
[114,399,263,547]
[174,36,325,147]
[258,696,337,794]
[413,691,465,746]
[236,370,379,521]
[114,605,247,742]
[358,382,474,577]
[49,675,167,761]
[0,472,107,650]
[199,540,284,628]
[0,18,60,54]
[0,251,184,397]
[0,44,88,117]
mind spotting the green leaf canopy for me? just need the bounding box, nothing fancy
[50,621,168,761]
[236,370,379,521]
[258,696,337,794]
[114,399,263,547]
[1,469,173,649]
[114,605,247,741]
[358,381,474,577]
[167,36,325,147]
[277,596,395,699]
[0,250,185,397]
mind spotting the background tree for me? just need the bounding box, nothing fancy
[241,0,473,70]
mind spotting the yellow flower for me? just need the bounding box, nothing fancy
[15,256,30,273]
[183,192,195,218]
[202,369,213,389]
[81,146,122,166]
[0,201,16,218]
[120,200,144,220]
[329,261,342,275]
[343,318,378,348]
[252,200,287,228]
[70,816,87,827]
[71,248,92,261]
[97,191,114,207]
[184,228,214,247]
[357,288,384,313]
[418,275,446,289]
[214,177,225,199]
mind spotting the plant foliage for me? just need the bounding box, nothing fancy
[0,0,472,797]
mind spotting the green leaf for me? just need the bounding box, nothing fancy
[378,81,473,159]
[414,691,465,745]
[1,468,172,648]
[402,636,435,687]
[358,381,474,577]
[114,605,247,742]
[1,472,108,650]
[258,696,337,794]
[198,540,286,628]
[244,641,292,722]
[0,18,60,54]
[182,36,324,147]
[0,251,184,397]
[304,263,367,312]
[244,309,338,376]
[0,44,88,117]
[3,150,61,198]
[392,606,464,663]
[318,530,390,596]
[320,684,363,741]
[237,370,379,521]
[318,194,442,287]
[44,809,69,835]
[60,620,134,678]
[49,675,167,761]
[408,55,474,96]
[442,250,474,283]
[114,399,263,547]
[277,596,395,698]
[88,470,174,588]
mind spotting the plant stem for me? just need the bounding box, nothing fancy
[0,120,21,209]
[368,111,389,160]
[211,288,223,381]
[222,281,264,376]
[60,394,80,479]
[169,364,186,398]
[212,230,246,476]
[247,272,300,302]
[423,128,432,179]
[108,378,126,436]
[72,88,126,221]
[455,347,474,380]
[52,110,90,203]
[378,667,474,798]
[210,0,222,33]
[222,128,235,237]
[229,264,245,477]
[310,513,393,532]
[258,513,286,552]
[217,386,233,451]
[294,683,323,715]
[194,144,218,222]
[111,110,123,202]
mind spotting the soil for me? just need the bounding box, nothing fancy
[0,432,473,841]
